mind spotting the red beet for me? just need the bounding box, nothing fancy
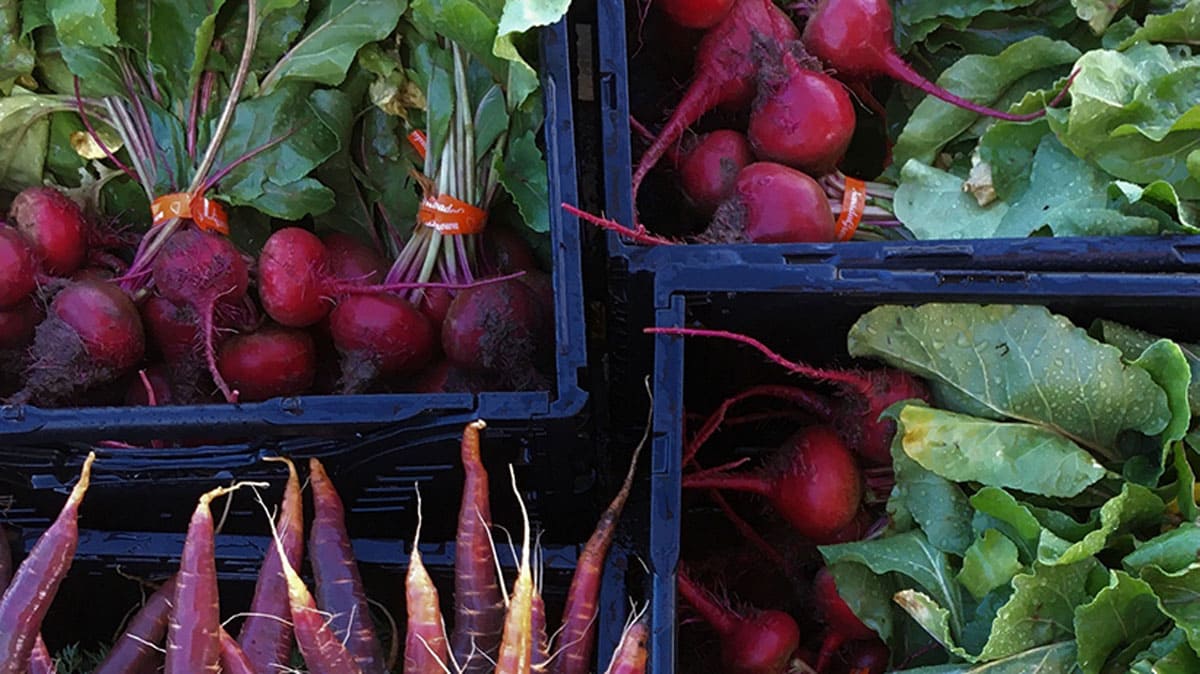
[329,293,435,393]
[217,326,317,402]
[142,295,201,362]
[16,280,144,405]
[484,226,539,273]
[441,279,547,384]
[259,227,331,328]
[152,228,249,402]
[322,232,388,285]
[412,361,496,394]
[8,186,88,276]
[632,0,798,197]
[803,0,1056,121]
[418,287,455,329]
[676,568,799,674]
[705,163,835,243]
[748,46,856,175]
[0,227,37,308]
[645,325,931,466]
[659,0,736,28]
[813,566,876,671]
[678,131,754,214]
[683,426,863,542]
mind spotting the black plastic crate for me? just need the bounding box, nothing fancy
[621,258,1200,674]
[0,17,597,542]
[16,527,582,657]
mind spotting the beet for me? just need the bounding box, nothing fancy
[748,46,856,175]
[258,227,331,328]
[329,294,435,393]
[705,163,835,243]
[142,295,201,362]
[322,232,388,285]
[8,186,88,276]
[658,0,736,29]
[632,0,799,198]
[412,360,497,394]
[678,130,754,214]
[217,326,317,402]
[0,227,37,308]
[802,0,1058,121]
[441,278,547,386]
[16,280,144,405]
[152,228,249,402]
[683,426,863,542]
[483,226,539,273]
[677,568,800,674]
[814,567,879,672]
[125,366,175,406]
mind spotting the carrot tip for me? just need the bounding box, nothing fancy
[68,451,97,506]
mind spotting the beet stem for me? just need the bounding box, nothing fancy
[645,326,868,391]
[675,568,738,636]
[880,51,1070,123]
[561,203,676,246]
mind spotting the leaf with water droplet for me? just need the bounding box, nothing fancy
[848,305,1171,461]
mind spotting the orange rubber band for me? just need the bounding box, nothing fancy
[418,194,486,235]
[407,130,428,160]
[151,193,229,235]
[835,177,867,242]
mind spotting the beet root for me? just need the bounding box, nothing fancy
[329,294,435,393]
[678,130,754,214]
[8,186,88,276]
[152,228,250,402]
[322,232,388,285]
[704,162,835,243]
[441,278,548,388]
[217,326,317,402]
[0,227,37,308]
[258,227,331,328]
[16,280,144,405]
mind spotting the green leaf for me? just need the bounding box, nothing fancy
[410,0,506,84]
[971,487,1044,563]
[0,0,35,83]
[1139,563,1200,654]
[355,106,420,230]
[895,641,1081,673]
[495,129,548,232]
[891,36,1080,169]
[55,42,123,95]
[1129,628,1200,673]
[993,135,1161,237]
[1125,339,1193,482]
[821,530,966,636]
[898,404,1107,498]
[494,0,564,110]
[828,561,897,642]
[1109,180,1200,232]
[1119,1,1200,49]
[893,159,1010,239]
[251,176,335,222]
[47,0,119,46]
[1071,0,1129,33]
[890,418,976,556]
[977,118,1053,201]
[1123,525,1200,574]
[1173,443,1198,522]
[899,559,1101,662]
[847,304,1172,458]
[1093,320,1200,417]
[1044,43,1200,189]
[1037,483,1164,566]
[213,84,342,219]
[959,529,1023,599]
[1073,570,1169,674]
[0,91,73,191]
[259,0,405,95]
[145,0,227,103]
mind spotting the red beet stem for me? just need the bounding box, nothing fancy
[676,568,738,636]
[561,203,677,246]
[644,326,868,391]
